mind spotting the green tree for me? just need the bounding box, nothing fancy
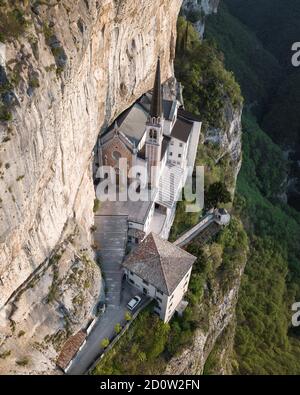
[205,181,231,209]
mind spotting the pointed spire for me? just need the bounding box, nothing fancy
[150,57,163,119]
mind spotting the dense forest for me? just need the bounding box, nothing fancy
[206,0,300,211]
[206,0,300,374]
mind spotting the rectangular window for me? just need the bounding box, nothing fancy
[157,289,163,295]
[169,152,173,156]
[179,143,183,147]
[178,154,182,158]
[130,271,134,276]
[142,279,149,285]
[156,297,162,303]
[129,279,135,285]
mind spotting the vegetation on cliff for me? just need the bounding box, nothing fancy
[92,218,248,375]
[93,20,247,375]
[175,16,242,132]
[206,1,300,374]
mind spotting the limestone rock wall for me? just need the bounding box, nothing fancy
[0,0,182,374]
[182,0,220,37]
[0,0,181,307]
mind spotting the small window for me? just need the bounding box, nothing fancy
[178,154,182,158]
[169,152,173,156]
[130,271,134,276]
[157,289,163,295]
[142,279,149,286]
[156,297,162,303]
[129,279,135,285]
[179,143,183,147]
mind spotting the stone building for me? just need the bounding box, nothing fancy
[122,233,197,323]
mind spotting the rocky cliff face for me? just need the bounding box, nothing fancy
[0,0,181,374]
[204,100,243,192]
[182,0,220,37]
[165,248,246,375]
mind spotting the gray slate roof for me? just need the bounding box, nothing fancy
[171,117,194,143]
[122,233,196,295]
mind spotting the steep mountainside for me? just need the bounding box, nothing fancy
[207,0,300,212]
[206,1,300,374]
[0,0,181,374]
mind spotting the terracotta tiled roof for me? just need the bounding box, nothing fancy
[56,330,86,371]
[122,233,196,295]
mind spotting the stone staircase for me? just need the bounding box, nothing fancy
[94,215,128,307]
[157,163,184,209]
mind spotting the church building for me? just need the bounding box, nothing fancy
[96,58,202,244]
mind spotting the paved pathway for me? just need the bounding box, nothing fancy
[67,213,137,375]
[94,215,128,307]
[67,283,145,375]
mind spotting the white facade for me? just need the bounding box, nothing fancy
[124,268,192,323]
[168,137,189,168]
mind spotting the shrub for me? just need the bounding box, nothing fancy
[125,311,132,321]
[100,338,110,349]
[0,350,11,359]
[114,323,122,334]
[93,199,100,213]
[16,357,29,366]
[18,330,25,338]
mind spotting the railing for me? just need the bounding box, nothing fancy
[173,212,215,248]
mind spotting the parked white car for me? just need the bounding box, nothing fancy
[127,296,141,311]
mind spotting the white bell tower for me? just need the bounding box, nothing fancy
[146,58,164,189]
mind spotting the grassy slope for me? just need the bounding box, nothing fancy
[206,4,300,374]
